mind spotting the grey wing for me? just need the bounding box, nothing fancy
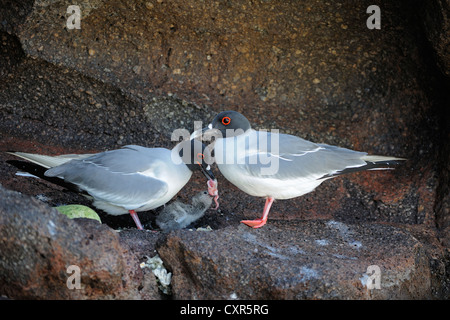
[240,132,368,180]
[44,146,169,208]
[80,145,170,174]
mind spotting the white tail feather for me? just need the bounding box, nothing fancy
[7,152,93,169]
[361,155,406,162]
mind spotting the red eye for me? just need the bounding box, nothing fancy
[222,116,231,125]
[197,153,205,160]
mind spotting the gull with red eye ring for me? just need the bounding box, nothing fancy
[8,140,216,230]
[221,116,231,126]
[191,110,406,229]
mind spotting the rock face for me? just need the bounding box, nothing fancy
[421,0,450,77]
[1,185,448,299]
[0,186,160,299]
[158,221,438,299]
[0,0,449,299]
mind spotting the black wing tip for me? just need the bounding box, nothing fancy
[365,159,406,166]
[319,159,406,180]
[6,160,82,193]
[6,159,35,168]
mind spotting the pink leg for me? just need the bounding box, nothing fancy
[129,210,144,230]
[241,197,274,228]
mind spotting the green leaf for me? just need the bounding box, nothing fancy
[55,205,101,223]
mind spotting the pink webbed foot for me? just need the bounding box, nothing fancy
[240,197,274,229]
[240,218,268,228]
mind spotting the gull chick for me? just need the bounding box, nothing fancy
[156,191,213,231]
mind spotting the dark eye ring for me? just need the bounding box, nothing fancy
[222,116,231,125]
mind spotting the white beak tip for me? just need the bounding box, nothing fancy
[190,129,201,140]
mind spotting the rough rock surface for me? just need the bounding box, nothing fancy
[0,186,160,299]
[421,0,450,77]
[157,221,442,299]
[1,0,447,227]
[0,0,449,299]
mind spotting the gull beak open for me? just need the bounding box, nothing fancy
[199,164,215,181]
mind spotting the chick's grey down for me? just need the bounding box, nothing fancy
[156,191,213,231]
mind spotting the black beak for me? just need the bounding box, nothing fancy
[199,163,215,181]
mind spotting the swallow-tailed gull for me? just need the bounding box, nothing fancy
[8,140,216,230]
[192,110,406,228]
